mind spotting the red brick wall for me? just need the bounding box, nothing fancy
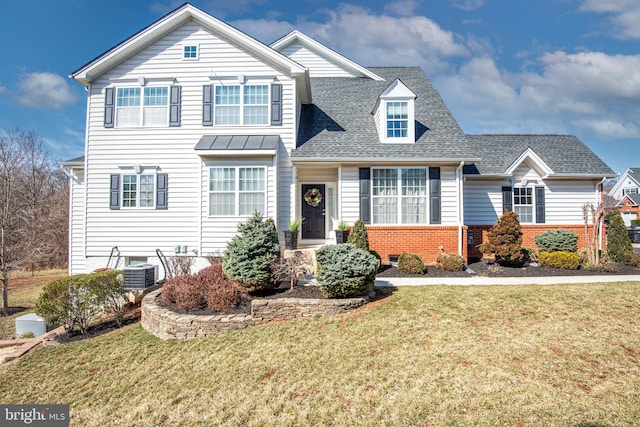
[467,224,597,260]
[366,226,467,265]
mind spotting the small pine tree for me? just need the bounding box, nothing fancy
[480,210,525,267]
[347,219,369,251]
[223,212,280,291]
[607,212,633,262]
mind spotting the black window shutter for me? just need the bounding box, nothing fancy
[535,186,545,223]
[156,173,168,210]
[502,186,513,213]
[169,86,181,127]
[359,168,371,224]
[429,167,441,224]
[203,85,213,126]
[104,88,115,128]
[271,84,282,126]
[109,174,120,210]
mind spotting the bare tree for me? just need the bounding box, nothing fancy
[0,129,64,311]
[270,251,315,290]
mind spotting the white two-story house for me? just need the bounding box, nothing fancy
[62,3,614,275]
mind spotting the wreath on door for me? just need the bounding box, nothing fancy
[304,188,323,207]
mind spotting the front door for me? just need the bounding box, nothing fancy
[301,184,326,239]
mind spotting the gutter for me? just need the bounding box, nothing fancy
[291,157,481,164]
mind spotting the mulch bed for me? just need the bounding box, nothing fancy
[376,260,640,278]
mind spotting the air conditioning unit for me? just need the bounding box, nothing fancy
[123,264,156,290]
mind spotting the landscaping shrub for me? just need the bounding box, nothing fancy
[223,212,280,291]
[632,219,640,226]
[90,271,126,326]
[523,247,539,263]
[623,251,640,268]
[36,270,123,334]
[436,253,465,271]
[199,265,243,313]
[534,229,578,253]
[480,210,525,267]
[316,244,379,298]
[347,219,369,251]
[538,251,580,270]
[398,253,425,274]
[607,212,633,262]
[160,274,206,311]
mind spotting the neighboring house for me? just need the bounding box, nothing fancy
[616,193,640,226]
[608,168,640,201]
[61,3,615,275]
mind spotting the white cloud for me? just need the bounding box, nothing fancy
[451,0,485,12]
[385,0,420,17]
[16,72,77,109]
[436,51,640,141]
[580,0,640,39]
[296,4,469,74]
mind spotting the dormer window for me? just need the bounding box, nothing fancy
[386,101,408,138]
[373,79,416,144]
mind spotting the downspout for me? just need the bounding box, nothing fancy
[456,161,465,257]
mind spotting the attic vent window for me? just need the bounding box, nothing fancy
[183,45,198,60]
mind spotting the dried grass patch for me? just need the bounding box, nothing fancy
[0,281,639,426]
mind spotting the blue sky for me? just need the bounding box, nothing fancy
[1,0,638,175]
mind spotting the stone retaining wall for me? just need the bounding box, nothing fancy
[141,289,370,340]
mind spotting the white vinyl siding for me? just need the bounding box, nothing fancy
[278,42,358,78]
[79,21,294,263]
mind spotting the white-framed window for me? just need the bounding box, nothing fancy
[623,187,638,195]
[183,45,198,60]
[386,101,408,138]
[513,187,533,223]
[214,84,269,126]
[372,167,427,224]
[116,86,168,127]
[209,167,266,216]
[122,174,155,208]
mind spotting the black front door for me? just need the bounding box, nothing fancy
[301,184,326,239]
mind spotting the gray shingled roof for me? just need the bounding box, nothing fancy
[625,193,640,205]
[464,135,614,176]
[292,67,477,161]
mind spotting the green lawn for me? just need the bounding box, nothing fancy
[1,281,639,426]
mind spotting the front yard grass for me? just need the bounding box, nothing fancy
[1,281,639,426]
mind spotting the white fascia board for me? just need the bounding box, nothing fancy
[542,173,617,180]
[504,147,554,176]
[71,4,306,86]
[615,195,637,207]
[271,30,385,81]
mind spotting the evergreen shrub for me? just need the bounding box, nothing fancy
[347,219,369,251]
[538,251,580,270]
[223,212,280,291]
[624,251,640,267]
[479,210,525,267]
[436,253,465,271]
[398,253,425,274]
[316,244,379,298]
[534,229,578,252]
[607,212,633,262]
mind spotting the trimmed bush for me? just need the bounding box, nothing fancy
[223,212,280,291]
[398,253,425,274]
[539,251,580,270]
[534,229,578,253]
[36,270,123,334]
[347,219,369,251]
[160,265,243,313]
[316,244,379,298]
[90,271,126,326]
[631,219,640,226]
[480,210,525,267]
[436,253,465,271]
[607,212,633,262]
[624,251,640,268]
